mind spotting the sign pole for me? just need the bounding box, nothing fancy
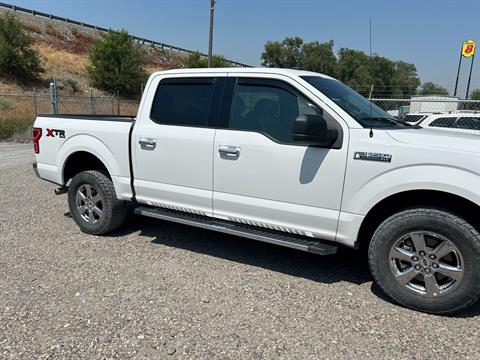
[453,45,463,97]
[465,53,475,99]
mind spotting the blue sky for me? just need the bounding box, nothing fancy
[10,0,480,94]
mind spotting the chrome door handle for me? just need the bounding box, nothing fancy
[139,138,156,150]
[219,145,240,158]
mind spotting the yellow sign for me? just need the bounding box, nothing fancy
[462,40,476,57]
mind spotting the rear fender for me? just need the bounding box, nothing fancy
[57,134,119,184]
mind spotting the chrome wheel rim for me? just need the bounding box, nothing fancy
[75,184,103,224]
[389,231,464,297]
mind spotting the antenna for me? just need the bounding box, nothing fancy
[369,18,372,57]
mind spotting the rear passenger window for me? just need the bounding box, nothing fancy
[457,117,480,130]
[429,117,455,128]
[150,79,215,127]
[230,83,321,143]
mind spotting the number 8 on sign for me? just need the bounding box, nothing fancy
[462,40,476,58]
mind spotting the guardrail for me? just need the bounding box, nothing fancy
[0,2,251,68]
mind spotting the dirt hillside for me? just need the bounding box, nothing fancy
[0,7,187,96]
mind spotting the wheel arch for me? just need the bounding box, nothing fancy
[62,151,111,185]
[356,189,480,250]
[57,134,121,185]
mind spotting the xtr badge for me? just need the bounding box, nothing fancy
[46,128,65,138]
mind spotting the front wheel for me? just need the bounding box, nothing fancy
[369,208,480,315]
[68,170,127,235]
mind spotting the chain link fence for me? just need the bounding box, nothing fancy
[2,91,479,140]
[0,92,139,140]
[370,98,480,118]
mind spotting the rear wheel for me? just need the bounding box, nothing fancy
[369,208,480,314]
[68,170,127,235]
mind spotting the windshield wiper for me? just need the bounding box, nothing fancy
[360,117,403,126]
[361,117,420,129]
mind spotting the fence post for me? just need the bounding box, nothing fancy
[117,91,120,115]
[90,89,95,114]
[49,80,58,114]
[33,87,38,116]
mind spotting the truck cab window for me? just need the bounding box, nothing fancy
[150,80,215,127]
[230,83,321,143]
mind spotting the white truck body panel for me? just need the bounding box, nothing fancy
[213,129,345,241]
[33,68,480,249]
[131,71,228,215]
[33,116,132,195]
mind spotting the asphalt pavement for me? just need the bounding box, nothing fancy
[1,142,479,359]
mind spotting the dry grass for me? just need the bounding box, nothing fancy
[0,95,139,141]
[0,98,36,140]
[0,44,90,95]
[36,44,88,79]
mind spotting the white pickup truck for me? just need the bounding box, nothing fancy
[33,68,480,314]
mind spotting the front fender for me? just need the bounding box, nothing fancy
[342,164,480,215]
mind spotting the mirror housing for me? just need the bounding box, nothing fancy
[292,114,338,147]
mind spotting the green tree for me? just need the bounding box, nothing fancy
[336,49,372,95]
[300,40,336,76]
[418,82,449,95]
[469,88,480,100]
[87,30,147,96]
[261,37,304,68]
[368,55,397,98]
[185,51,229,68]
[261,36,420,99]
[0,12,43,81]
[391,61,420,98]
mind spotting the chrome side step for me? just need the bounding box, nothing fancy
[134,206,338,255]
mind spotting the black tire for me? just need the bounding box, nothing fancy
[68,170,127,235]
[368,208,480,315]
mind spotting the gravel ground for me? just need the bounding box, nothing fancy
[1,143,479,359]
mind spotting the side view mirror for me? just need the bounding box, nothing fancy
[292,114,338,147]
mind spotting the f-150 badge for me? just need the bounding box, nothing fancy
[354,152,392,163]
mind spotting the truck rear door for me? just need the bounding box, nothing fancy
[132,73,226,216]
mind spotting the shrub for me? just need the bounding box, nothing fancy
[0,12,43,81]
[0,97,13,110]
[86,30,147,96]
[57,77,81,93]
[185,51,230,68]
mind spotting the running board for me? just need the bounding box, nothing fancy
[134,206,338,255]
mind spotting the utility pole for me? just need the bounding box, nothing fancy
[208,0,215,68]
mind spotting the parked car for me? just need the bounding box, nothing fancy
[32,68,480,315]
[417,113,480,134]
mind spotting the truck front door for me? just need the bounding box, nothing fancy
[213,76,349,241]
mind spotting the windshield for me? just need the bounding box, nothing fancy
[302,76,406,128]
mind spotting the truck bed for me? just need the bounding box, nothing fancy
[33,114,135,200]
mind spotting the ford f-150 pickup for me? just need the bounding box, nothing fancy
[33,68,480,314]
